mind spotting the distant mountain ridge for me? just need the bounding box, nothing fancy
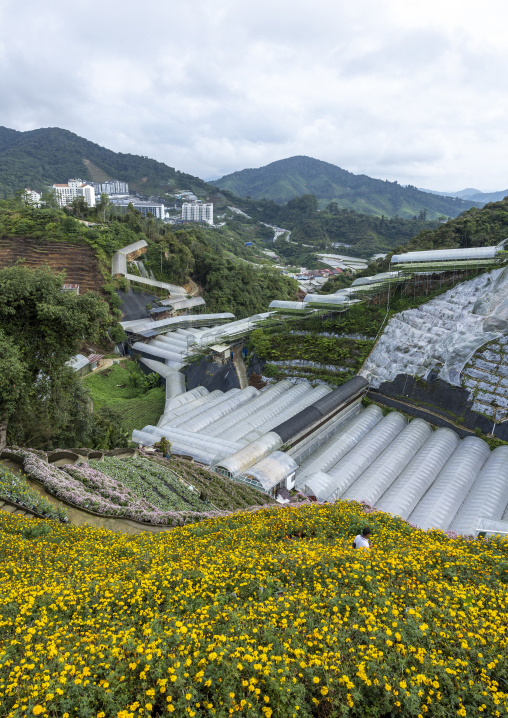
[0,126,210,199]
[418,186,508,204]
[213,156,482,220]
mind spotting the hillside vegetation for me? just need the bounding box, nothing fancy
[0,502,506,717]
[393,196,508,254]
[0,126,211,197]
[213,156,480,219]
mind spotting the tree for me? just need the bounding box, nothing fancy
[0,265,111,446]
[0,332,26,450]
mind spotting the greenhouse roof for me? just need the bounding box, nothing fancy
[391,245,505,264]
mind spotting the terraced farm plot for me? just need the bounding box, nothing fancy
[0,237,104,293]
[87,456,212,513]
[83,363,165,434]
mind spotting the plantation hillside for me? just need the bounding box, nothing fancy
[0,501,506,717]
[213,156,481,219]
[0,126,211,198]
[0,448,272,528]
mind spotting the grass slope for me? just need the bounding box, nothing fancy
[83,363,165,435]
[0,502,506,717]
[213,156,480,219]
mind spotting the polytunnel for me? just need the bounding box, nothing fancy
[131,431,226,465]
[159,390,225,425]
[342,419,432,506]
[448,446,508,536]
[204,381,293,438]
[408,436,491,532]
[136,425,245,460]
[148,340,188,360]
[166,372,186,398]
[160,389,219,422]
[240,384,332,443]
[162,386,208,414]
[295,405,384,485]
[162,390,238,428]
[131,342,183,368]
[317,412,407,502]
[375,428,460,519]
[244,452,299,492]
[177,387,259,433]
[139,357,174,378]
[225,383,315,442]
[215,432,283,476]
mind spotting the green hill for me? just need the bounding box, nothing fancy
[213,155,481,220]
[393,196,508,254]
[0,126,211,198]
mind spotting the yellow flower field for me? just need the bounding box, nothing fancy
[0,501,507,718]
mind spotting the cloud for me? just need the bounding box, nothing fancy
[1,0,508,190]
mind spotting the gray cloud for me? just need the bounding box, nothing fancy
[1,0,507,190]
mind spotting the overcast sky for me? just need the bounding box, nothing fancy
[1,0,507,191]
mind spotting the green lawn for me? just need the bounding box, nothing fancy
[83,362,165,434]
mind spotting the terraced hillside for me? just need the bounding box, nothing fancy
[0,237,104,293]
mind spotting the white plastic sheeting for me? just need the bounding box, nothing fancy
[158,390,225,426]
[240,384,332,443]
[362,267,508,387]
[408,436,491,531]
[216,432,283,476]
[268,300,309,311]
[163,386,208,413]
[303,294,357,306]
[177,387,258,433]
[139,357,174,378]
[342,419,432,505]
[132,342,184,368]
[295,405,383,485]
[166,372,186,398]
[391,245,503,264]
[225,383,314,442]
[317,412,407,502]
[375,428,460,519]
[122,313,235,334]
[205,382,293,438]
[162,391,235,428]
[449,446,508,535]
[245,452,299,491]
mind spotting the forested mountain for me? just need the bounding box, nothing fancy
[0,126,211,198]
[225,192,442,259]
[392,197,508,254]
[213,155,481,220]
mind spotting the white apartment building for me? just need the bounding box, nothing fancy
[182,201,213,225]
[52,179,96,208]
[23,189,41,206]
[92,180,129,197]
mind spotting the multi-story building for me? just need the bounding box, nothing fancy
[110,199,165,219]
[52,179,96,208]
[92,180,129,197]
[182,201,213,225]
[23,189,41,206]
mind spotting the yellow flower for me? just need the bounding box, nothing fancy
[32,708,44,716]
[313,677,320,684]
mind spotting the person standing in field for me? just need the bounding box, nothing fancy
[353,526,371,549]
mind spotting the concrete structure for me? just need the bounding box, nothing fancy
[92,180,129,197]
[111,200,165,219]
[52,179,96,208]
[182,202,213,225]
